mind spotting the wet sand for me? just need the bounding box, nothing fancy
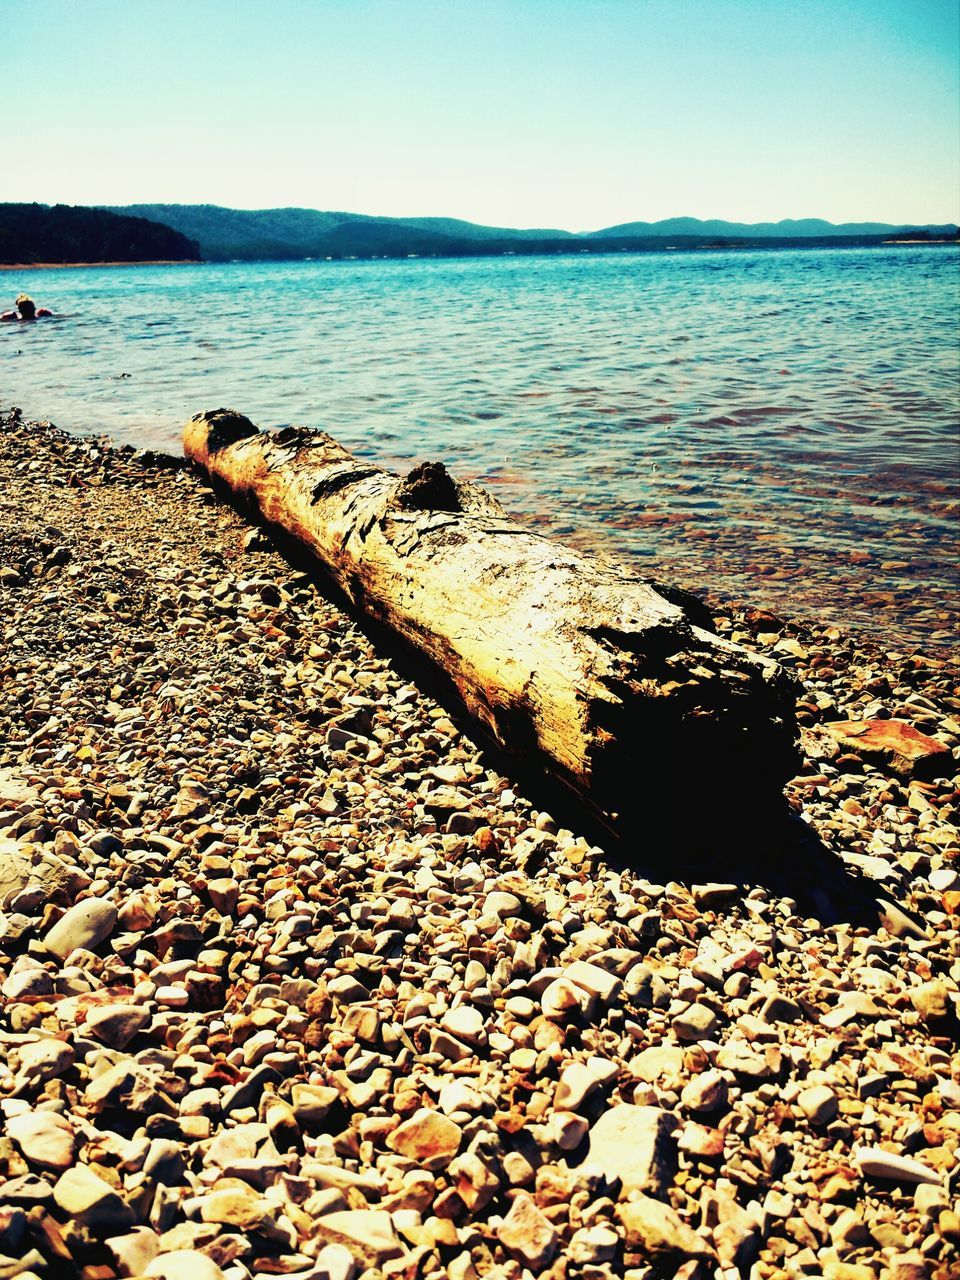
[0,409,958,1280]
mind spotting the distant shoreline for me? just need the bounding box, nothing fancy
[0,259,201,271]
[1,239,956,273]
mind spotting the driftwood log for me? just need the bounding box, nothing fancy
[184,410,800,831]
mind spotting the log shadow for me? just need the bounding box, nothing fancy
[219,486,890,930]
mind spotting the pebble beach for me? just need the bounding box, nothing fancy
[0,408,958,1280]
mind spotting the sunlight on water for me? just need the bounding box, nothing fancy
[3,247,958,650]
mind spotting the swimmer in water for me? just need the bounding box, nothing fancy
[1,294,53,322]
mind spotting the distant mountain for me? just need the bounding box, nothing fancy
[0,203,199,265]
[103,204,572,262]
[46,202,956,263]
[589,216,959,239]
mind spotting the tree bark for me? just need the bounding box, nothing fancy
[184,409,800,831]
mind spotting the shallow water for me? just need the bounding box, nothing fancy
[3,247,958,651]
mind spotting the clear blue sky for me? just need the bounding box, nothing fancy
[3,0,957,229]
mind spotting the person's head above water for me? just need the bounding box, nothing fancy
[2,294,52,322]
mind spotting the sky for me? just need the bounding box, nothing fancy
[2,0,958,230]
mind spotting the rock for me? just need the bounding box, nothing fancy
[440,1004,486,1046]
[854,1147,942,1186]
[692,883,739,908]
[6,1112,76,1172]
[672,1002,719,1042]
[85,1003,150,1049]
[584,1105,676,1195]
[53,1164,135,1229]
[291,1083,339,1124]
[875,897,932,941]
[680,1069,727,1113]
[555,1062,600,1112]
[0,837,38,909]
[822,719,953,780]
[386,1108,462,1169]
[760,992,803,1023]
[144,1252,226,1280]
[633,1044,684,1082]
[618,1195,717,1261]
[313,1243,357,1280]
[199,1188,271,1231]
[678,1122,725,1158]
[105,1226,161,1277]
[12,1038,74,1091]
[496,1191,558,1271]
[44,897,117,960]
[909,981,952,1021]
[568,1224,618,1263]
[798,1084,838,1126]
[85,1060,173,1116]
[311,1210,404,1267]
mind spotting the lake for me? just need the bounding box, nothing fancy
[3,246,958,652]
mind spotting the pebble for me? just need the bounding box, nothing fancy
[43,897,117,959]
[672,1001,719,1041]
[496,1192,558,1270]
[386,1108,462,1169]
[854,1148,943,1186]
[5,1112,76,1172]
[618,1195,717,1261]
[798,1083,839,1125]
[585,1104,675,1195]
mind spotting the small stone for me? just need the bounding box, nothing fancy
[6,1111,76,1172]
[798,1084,838,1126]
[555,1062,599,1112]
[678,1122,725,1158]
[291,1082,339,1123]
[13,1038,75,1090]
[618,1195,716,1261]
[854,1147,942,1185]
[440,1004,486,1047]
[496,1191,558,1271]
[672,1002,718,1042]
[483,891,522,918]
[105,1226,161,1277]
[585,1104,676,1195]
[822,719,952,779]
[910,981,951,1021]
[883,1255,931,1280]
[207,878,239,914]
[313,1243,357,1280]
[53,1164,135,1229]
[387,1108,462,1169]
[680,1069,727,1113]
[311,1210,404,1268]
[568,1224,618,1263]
[759,992,803,1023]
[692,883,739,908]
[85,1003,150,1049]
[44,897,117,959]
[199,1188,270,1231]
[144,1252,226,1280]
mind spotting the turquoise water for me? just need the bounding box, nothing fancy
[3,247,958,649]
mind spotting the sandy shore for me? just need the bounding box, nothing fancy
[0,408,957,1280]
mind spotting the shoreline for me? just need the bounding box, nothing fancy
[2,238,957,274]
[0,259,201,271]
[0,410,957,1278]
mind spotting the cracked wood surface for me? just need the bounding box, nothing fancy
[184,410,800,828]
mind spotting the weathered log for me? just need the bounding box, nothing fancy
[184,409,800,831]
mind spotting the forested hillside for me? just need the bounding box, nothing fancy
[0,204,200,265]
